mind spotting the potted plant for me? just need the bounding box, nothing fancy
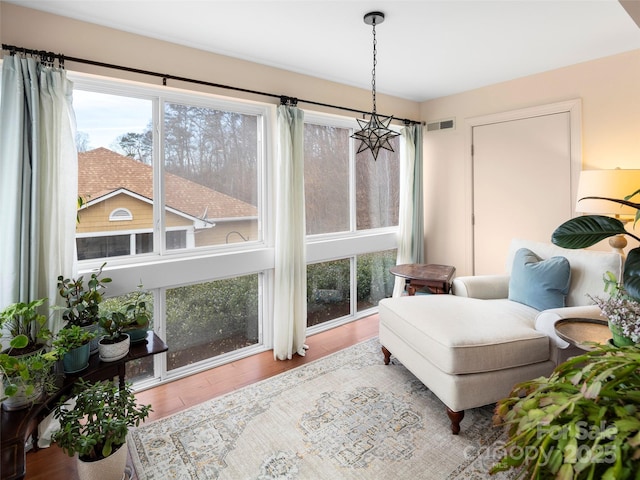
[0,298,51,356]
[56,263,111,354]
[52,325,96,373]
[52,379,152,480]
[1,346,58,410]
[1,334,31,402]
[0,298,56,410]
[492,343,640,479]
[588,274,640,347]
[97,312,130,362]
[118,284,152,343]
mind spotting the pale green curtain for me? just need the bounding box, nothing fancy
[0,54,77,332]
[273,105,307,360]
[393,124,424,297]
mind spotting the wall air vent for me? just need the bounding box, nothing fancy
[426,118,455,132]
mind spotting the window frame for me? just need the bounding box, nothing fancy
[302,111,400,334]
[71,73,271,270]
[66,72,400,386]
[70,73,275,386]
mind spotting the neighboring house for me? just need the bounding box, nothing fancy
[77,147,258,259]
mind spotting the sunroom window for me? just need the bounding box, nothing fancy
[70,74,399,387]
[303,113,399,331]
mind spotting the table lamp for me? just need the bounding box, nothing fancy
[576,169,640,254]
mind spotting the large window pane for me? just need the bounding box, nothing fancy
[304,124,349,235]
[163,103,260,249]
[307,259,350,327]
[165,275,259,371]
[357,249,397,311]
[74,90,153,261]
[356,137,400,230]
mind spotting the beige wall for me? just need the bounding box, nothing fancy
[420,49,640,275]
[0,2,418,120]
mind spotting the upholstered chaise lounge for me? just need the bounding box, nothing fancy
[378,239,622,434]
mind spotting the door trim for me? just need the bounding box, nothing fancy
[463,99,582,275]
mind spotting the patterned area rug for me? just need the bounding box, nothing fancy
[129,338,513,479]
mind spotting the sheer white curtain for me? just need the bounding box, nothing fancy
[393,124,424,297]
[0,54,77,332]
[273,105,308,360]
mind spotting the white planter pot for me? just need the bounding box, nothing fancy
[98,334,130,362]
[77,440,129,480]
[1,383,43,411]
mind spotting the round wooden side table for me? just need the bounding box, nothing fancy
[554,318,611,351]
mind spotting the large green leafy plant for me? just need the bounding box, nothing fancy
[52,379,152,461]
[492,344,640,479]
[551,189,640,301]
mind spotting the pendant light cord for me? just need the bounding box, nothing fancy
[371,18,378,115]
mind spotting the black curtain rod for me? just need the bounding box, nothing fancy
[2,43,422,126]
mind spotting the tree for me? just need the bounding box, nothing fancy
[115,129,152,164]
[76,131,90,152]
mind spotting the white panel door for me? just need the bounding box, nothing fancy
[472,112,573,274]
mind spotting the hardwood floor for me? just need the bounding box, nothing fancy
[23,314,379,479]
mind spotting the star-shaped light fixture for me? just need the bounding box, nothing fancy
[351,11,400,161]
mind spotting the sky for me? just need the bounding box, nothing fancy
[73,89,151,150]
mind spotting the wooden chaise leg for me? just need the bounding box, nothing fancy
[381,346,392,365]
[446,407,464,435]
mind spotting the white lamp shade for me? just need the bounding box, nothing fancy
[576,169,640,217]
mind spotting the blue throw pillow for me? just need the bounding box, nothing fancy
[508,248,571,311]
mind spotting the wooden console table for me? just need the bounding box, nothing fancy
[1,331,168,480]
[390,264,456,295]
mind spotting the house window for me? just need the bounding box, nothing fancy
[73,88,264,260]
[356,249,397,311]
[304,113,399,330]
[69,74,399,388]
[109,208,133,221]
[76,234,131,260]
[165,274,260,372]
[307,259,350,327]
[304,123,349,235]
[162,101,260,250]
[71,76,269,387]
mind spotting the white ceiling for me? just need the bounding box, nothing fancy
[6,0,640,102]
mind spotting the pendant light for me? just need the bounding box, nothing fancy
[351,11,400,161]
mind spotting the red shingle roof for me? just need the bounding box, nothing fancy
[78,148,257,219]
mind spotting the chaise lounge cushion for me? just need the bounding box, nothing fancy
[378,295,549,375]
